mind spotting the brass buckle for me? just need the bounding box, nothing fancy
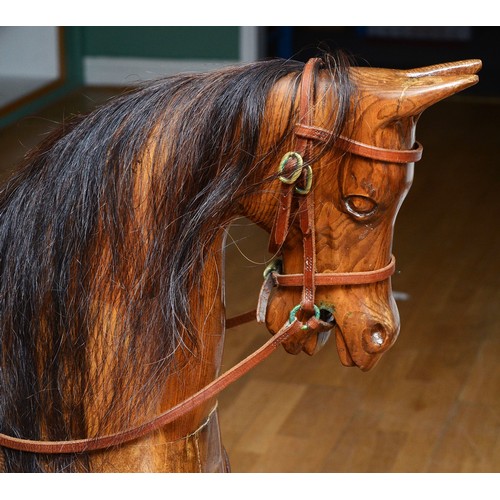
[277,152,313,195]
[263,258,282,279]
[294,164,313,195]
[278,152,303,184]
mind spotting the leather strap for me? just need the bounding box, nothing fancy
[269,58,322,253]
[294,124,423,164]
[283,58,321,319]
[273,255,396,287]
[0,317,309,454]
[225,310,258,330]
[336,135,423,163]
[298,192,316,317]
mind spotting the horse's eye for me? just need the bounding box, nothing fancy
[344,195,378,219]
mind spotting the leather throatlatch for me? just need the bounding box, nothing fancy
[0,58,422,455]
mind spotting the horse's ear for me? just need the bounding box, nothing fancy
[350,60,481,122]
[403,59,482,78]
[389,71,480,118]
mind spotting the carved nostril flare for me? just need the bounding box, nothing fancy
[362,323,389,353]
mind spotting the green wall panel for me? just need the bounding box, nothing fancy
[1,27,241,128]
[82,27,239,60]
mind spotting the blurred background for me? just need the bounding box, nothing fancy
[1,26,499,128]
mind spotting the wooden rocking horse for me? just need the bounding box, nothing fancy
[0,53,480,472]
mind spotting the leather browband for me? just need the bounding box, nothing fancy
[294,124,423,164]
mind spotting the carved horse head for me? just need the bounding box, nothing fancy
[244,58,480,371]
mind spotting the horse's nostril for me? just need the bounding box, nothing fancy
[319,307,335,324]
[362,323,389,353]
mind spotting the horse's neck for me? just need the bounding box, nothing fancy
[91,232,229,472]
[157,230,228,442]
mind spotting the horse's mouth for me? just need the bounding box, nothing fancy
[333,323,355,367]
[279,305,388,371]
[333,324,380,372]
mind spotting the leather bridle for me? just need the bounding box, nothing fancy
[0,58,423,455]
[266,58,421,331]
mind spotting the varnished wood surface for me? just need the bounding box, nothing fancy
[1,88,499,473]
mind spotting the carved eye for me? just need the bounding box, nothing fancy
[344,195,378,219]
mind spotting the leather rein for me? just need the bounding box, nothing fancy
[0,58,423,455]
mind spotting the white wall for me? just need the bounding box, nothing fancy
[84,27,263,86]
[0,27,61,109]
[0,26,60,79]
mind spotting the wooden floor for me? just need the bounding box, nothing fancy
[1,86,499,473]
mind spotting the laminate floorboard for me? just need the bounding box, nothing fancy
[0,86,498,473]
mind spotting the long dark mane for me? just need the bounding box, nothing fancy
[0,52,353,472]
